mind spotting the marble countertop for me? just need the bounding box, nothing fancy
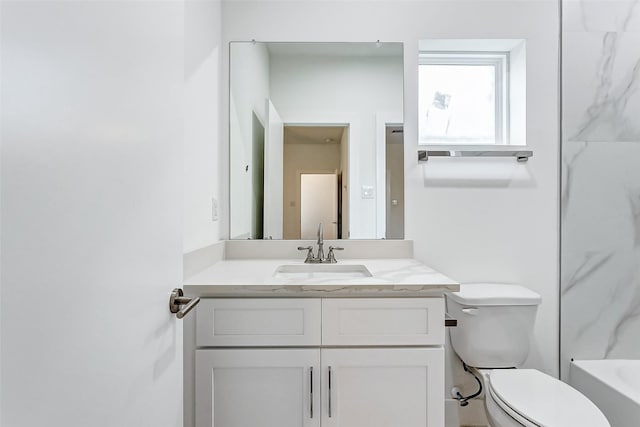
[183,258,459,297]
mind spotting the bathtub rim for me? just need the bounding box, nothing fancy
[571,359,640,407]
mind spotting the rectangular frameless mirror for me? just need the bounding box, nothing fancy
[229,42,404,240]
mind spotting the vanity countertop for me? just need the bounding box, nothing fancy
[183,258,459,297]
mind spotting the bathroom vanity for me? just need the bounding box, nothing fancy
[183,240,459,427]
[193,39,460,426]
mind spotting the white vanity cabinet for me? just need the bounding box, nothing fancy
[194,298,446,427]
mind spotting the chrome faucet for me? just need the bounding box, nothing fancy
[316,223,325,262]
[297,223,343,263]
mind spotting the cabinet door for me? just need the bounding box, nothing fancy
[320,348,444,427]
[196,349,320,427]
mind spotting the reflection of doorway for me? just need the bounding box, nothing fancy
[282,125,348,239]
[252,112,265,239]
[300,173,338,239]
[385,125,404,239]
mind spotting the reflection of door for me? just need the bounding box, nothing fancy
[385,125,404,239]
[300,173,337,239]
[252,112,265,239]
[264,99,283,239]
[337,173,343,239]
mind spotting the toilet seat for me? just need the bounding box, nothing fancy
[487,384,538,427]
[488,369,610,427]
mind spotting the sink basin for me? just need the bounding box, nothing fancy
[273,264,372,280]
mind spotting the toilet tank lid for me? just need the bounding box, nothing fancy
[446,283,542,306]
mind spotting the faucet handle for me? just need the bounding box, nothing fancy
[326,246,344,263]
[298,246,315,263]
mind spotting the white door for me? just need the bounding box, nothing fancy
[264,99,284,239]
[196,349,321,427]
[300,174,338,239]
[321,348,444,427]
[1,3,184,426]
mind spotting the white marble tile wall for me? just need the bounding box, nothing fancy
[561,0,640,378]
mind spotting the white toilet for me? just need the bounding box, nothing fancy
[446,284,610,427]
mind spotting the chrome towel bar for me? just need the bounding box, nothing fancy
[169,288,200,319]
[418,149,533,163]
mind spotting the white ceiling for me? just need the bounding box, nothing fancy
[284,126,347,145]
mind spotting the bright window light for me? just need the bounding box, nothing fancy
[419,53,508,145]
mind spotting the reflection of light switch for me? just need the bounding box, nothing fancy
[391,199,399,206]
[361,185,374,199]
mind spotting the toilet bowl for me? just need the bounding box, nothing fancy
[446,284,610,427]
[479,368,610,427]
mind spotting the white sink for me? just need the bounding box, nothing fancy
[273,264,372,280]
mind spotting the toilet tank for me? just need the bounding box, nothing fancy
[446,284,542,369]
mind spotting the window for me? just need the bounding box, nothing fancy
[419,52,509,145]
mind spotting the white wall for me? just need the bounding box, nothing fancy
[1,1,185,425]
[229,43,270,238]
[184,0,224,252]
[221,1,559,422]
[270,54,403,238]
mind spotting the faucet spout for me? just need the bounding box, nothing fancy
[317,223,323,245]
[316,223,324,261]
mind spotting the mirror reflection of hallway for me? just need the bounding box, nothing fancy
[282,125,348,239]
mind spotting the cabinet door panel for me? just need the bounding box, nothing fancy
[321,348,444,427]
[196,349,320,427]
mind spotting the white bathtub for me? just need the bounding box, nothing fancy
[570,360,640,427]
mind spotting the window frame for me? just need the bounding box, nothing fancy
[418,51,510,145]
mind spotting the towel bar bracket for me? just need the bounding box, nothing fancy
[169,288,200,319]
